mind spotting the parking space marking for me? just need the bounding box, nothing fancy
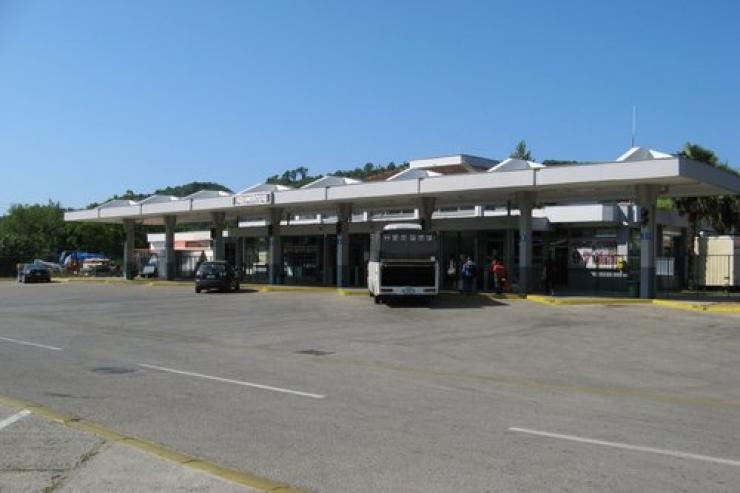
[509,427,740,467]
[138,363,326,399]
[0,409,31,431]
[0,336,63,351]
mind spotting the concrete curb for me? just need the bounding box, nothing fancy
[652,299,740,314]
[526,295,652,306]
[525,295,740,314]
[0,393,309,493]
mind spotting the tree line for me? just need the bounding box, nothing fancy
[0,182,232,276]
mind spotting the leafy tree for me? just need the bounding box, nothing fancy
[266,162,406,187]
[671,143,739,288]
[333,161,404,179]
[674,143,739,235]
[155,181,232,197]
[266,167,321,188]
[510,140,533,161]
[0,202,128,275]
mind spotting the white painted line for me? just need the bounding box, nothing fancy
[138,363,325,399]
[509,427,740,467]
[0,336,63,351]
[0,410,31,431]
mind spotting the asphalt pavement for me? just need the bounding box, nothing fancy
[1,282,739,492]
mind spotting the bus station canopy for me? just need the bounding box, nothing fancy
[65,149,740,226]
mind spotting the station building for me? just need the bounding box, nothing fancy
[65,147,740,298]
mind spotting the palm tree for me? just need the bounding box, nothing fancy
[674,143,740,287]
[675,143,739,235]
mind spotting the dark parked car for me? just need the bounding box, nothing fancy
[18,264,51,283]
[194,261,240,293]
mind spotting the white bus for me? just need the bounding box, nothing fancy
[367,223,439,303]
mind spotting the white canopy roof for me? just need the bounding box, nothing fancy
[238,183,294,194]
[387,168,442,181]
[302,176,362,188]
[488,158,546,172]
[616,146,673,162]
[65,148,740,225]
[183,190,232,200]
[98,199,138,209]
[137,194,180,204]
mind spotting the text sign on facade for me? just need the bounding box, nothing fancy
[235,192,272,206]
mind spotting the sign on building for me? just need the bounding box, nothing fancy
[235,192,272,206]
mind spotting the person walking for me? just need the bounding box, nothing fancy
[446,254,457,290]
[461,255,477,295]
[491,258,507,294]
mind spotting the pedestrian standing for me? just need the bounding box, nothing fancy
[461,256,477,294]
[492,258,507,294]
[446,254,457,290]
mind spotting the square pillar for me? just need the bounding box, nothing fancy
[336,204,351,287]
[636,185,659,298]
[268,208,283,285]
[123,219,136,280]
[417,197,436,231]
[160,215,176,280]
[211,212,226,262]
[322,234,332,285]
[234,237,244,280]
[517,192,535,295]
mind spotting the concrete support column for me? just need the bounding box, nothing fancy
[516,192,535,295]
[417,197,436,231]
[505,200,515,273]
[123,219,136,280]
[234,237,244,280]
[268,208,283,285]
[636,185,659,298]
[336,203,351,287]
[162,215,176,280]
[322,234,332,285]
[505,227,514,271]
[210,212,226,262]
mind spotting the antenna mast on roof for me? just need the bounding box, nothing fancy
[631,105,637,147]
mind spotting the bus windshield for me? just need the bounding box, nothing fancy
[380,231,436,260]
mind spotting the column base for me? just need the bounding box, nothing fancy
[268,263,283,285]
[517,266,537,295]
[640,267,656,299]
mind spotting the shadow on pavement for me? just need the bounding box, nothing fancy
[196,288,259,295]
[383,294,506,309]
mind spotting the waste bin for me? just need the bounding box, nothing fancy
[626,280,640,298]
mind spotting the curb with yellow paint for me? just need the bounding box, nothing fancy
[652,299,740,314]
[525,294,740,313]
[525,294,652,306]
[0,393,309,493]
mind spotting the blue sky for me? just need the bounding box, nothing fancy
[1,0,738,211]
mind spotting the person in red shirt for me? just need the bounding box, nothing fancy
[490,258,507,294]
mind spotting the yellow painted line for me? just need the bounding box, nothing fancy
[477,292,526,301]
[259,285,335,293]
[653,299,740,314]
[524,295,739,313]
[0,393,310,493]
[337,289,367,296]
[526,294,651,306]
[147,281,192,288]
